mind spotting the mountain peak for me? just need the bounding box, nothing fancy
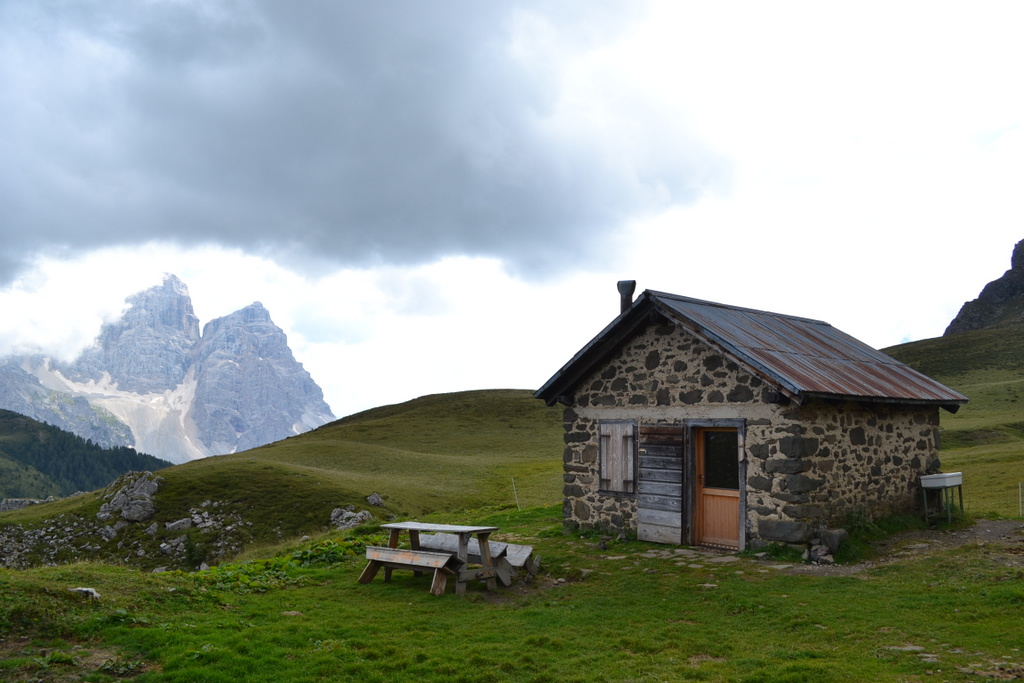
[2,275,334,462]
[945,238,1024,335]
[160,273,190,295]
[1012,239,1024,272]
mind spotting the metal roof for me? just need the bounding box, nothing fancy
[535,290,968,411]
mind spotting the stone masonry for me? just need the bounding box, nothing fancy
[562,323,942,545]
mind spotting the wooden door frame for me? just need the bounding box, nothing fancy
[684,419,746,551]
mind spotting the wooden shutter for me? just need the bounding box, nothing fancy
[599,421,636,493]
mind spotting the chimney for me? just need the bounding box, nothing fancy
[617,280,636,314]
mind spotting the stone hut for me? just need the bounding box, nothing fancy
[534,284,967,550]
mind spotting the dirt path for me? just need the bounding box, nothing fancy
[788,518,1024,576]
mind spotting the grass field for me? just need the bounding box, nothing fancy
[2,505,1023,682]
[1,322,1023,681]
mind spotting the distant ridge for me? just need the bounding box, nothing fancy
[0,409,171,499]
[945,238,1024,335]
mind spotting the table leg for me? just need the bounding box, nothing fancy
[409,530,424,577]
[455,532,470,595]
[477,532,497,591]
[385,529,401,582]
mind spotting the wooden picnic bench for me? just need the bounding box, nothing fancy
[417,533,540,587]
[358,546,464,597]
[358,522,500,595]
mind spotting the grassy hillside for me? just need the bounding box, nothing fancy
[0,410,173,499]
[884,322,1024,516]
[0,453,64,499]
[0,390,565,567]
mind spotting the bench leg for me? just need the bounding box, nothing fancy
[430,568,448,596]
[495,557,514,587]
[358,560,382,584]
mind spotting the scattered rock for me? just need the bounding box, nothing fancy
[165,518,192,532]
[330,506,373,530]
[0,498,46,512]
[819,527,849,553]
[68,587,101,600]
[366,492,384,507]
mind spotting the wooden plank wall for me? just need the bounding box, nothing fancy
[637,425,685,544]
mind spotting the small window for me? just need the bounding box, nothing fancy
[599,421,636,494]
[701,429,739,490]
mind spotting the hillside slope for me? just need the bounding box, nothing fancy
[884,322,1024,516]
[0,389,564,569]
[0,410,173,500]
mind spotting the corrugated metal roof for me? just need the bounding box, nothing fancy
[535,290,968,409]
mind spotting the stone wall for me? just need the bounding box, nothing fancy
[746,400,941,543]
[561,322,942,544]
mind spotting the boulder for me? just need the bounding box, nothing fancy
[819,527,849,554]
[97,471,162,523]
[331,506,372,530]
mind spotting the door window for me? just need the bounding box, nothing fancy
[701,430,739,490]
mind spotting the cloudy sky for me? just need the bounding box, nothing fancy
[1,1,1021,419]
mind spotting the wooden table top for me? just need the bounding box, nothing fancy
[381,522,499,534]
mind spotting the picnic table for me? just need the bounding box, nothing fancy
[358,522,501,596]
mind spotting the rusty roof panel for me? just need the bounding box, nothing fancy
[535,289,968,407]
[651,291,967,405]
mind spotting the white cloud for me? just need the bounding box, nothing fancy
[1,2,1022,421]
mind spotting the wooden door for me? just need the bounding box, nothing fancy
[637,425,685,544]
[695,428,740,548]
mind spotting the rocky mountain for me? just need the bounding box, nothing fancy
[945,238,1024,335]
[0,275,334,463]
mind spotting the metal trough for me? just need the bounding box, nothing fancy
[920,472,964,523]
[920,472,963,488]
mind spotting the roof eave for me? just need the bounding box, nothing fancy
[797,391,968,414]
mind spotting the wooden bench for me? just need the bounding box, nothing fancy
[357,546,465,596]
[417,533,539,587]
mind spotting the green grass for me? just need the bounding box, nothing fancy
[2,505,1022,682]
[1,330,1023,680]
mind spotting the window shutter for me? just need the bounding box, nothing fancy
[599,421,636,493]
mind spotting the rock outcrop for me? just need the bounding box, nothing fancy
[0,471,377,571]
[945,238,1024,335]
[96,471,163,523]
[0,275,334,462]
[190,302,332,453]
